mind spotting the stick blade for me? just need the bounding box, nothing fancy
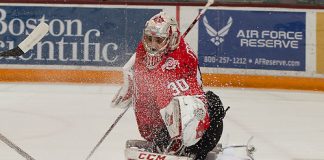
[18,22,49,53]
[0,47,24,57]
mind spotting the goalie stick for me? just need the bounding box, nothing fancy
[85,103,131,160]
[0,22,49,57]
[84,1,214,159]
[182,0,214,38]
[0,132,36,160]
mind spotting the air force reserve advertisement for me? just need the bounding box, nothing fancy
[199,10,306,71]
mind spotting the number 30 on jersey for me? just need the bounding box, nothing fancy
[167,79,189,96]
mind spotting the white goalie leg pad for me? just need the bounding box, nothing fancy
[160,95,209,147]
[160,98,181,139]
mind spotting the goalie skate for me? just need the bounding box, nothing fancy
[212,137,256,160]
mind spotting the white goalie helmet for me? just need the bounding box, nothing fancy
[142,12,180,69]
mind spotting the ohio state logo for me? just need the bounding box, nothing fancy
[194,108,205,121]
[194,108,206,139]
[162,57,179,71]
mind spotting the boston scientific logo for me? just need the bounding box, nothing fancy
[202,16,233,46]
[0,8,120,64]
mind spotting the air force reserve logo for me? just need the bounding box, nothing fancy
[203,16,233,46]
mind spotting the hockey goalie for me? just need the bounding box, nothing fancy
[111,12,225,160]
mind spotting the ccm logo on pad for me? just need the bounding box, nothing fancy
[138,153,166,160]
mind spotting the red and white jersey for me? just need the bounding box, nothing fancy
[133,37,206,141]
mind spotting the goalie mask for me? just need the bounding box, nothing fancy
[142,12,180,69]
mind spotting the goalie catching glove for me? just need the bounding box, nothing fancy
[160,95,210,147]
[111,54,135,109]
[110,74,133,109]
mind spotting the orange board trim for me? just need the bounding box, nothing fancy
[0,69,323,91]
[0,69,123,84]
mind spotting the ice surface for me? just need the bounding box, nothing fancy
[0,83,323,160]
